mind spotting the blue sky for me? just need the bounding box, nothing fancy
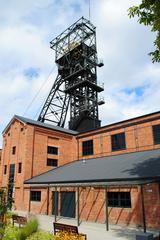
[0,0,160,146]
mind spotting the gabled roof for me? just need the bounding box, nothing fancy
[2,115,79,135]
[24,148,160,186]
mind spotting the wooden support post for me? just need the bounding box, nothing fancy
[46,186,49,215]
[140,185,146,233]
[77,187,80,226]
[55,187,57,223]
[105,186,109,231]
[28,187,31,212]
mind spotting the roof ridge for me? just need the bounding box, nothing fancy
[2,115,78,135]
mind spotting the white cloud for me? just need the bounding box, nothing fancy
[0,0,160,146]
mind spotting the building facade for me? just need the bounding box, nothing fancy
[0,112,160,228]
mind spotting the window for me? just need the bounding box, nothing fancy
[47,158,58,167]
[152,124,160,145]
[47,146,58,155]
[30,191,41,202]
[12,146,16,155]
[82,140,93,156]
[111,132,126,151]
[18,162,22,173]
[107,192,131,208]
[4,165,7,175]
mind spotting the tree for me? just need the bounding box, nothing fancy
[128,0,160,63]
[0,188,13,227]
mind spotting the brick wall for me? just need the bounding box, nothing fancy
[77,115,160,159]
[0,112,160,228]
[0,119,77,211]
[26,183,160,228]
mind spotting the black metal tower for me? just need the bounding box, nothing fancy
[38,17,104,132]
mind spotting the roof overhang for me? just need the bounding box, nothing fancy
[24,177,160,188]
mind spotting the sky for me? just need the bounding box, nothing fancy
[0,0,160,146]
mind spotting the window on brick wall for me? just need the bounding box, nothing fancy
[47,146,58,155]
[111,132,126,151]
[30,191,41,202]
[107,192,131,208]
[18,162,22,173]
[4,165,7,175]
[82,139,93,156]
[152,124,160,145]
[12,146,16,155]
[47,158,58,167]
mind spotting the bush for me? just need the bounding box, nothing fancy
[26,231,53,240]
[2,218,38,240]
[2,224,21,240]
[0,228,5,240]
[20,219,38,240]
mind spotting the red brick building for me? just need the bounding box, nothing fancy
[0,111,160,229]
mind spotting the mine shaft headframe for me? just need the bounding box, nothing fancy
[50,17,96,60]
[38,17,104,131]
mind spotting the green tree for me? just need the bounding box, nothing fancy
[128,0,160,63]
[0,188,13,227]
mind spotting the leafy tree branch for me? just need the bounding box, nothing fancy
[128,0,160,63]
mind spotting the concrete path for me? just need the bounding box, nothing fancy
[13,211,159,240]
[36,214,159,240]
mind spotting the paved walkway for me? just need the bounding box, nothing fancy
[14,211,159,240]
[35,214,159,240]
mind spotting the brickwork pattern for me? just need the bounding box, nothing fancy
[0,112,160,228]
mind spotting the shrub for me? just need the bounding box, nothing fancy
[26,231,53,240]
[2,219,38,240]
[2,224,21,240]
[20,218,38,240]
[0,228,5,240]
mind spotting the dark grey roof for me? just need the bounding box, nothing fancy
[24,148,160,186]
[2,115,78,135]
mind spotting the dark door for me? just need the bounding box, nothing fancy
[60,192,75,218]
[8,164,15,199]
[52,191,58,215]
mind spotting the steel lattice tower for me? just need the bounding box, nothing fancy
[38,17,104,132]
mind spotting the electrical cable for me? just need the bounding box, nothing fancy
[89,0,91,21]
[22,65,55,117]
